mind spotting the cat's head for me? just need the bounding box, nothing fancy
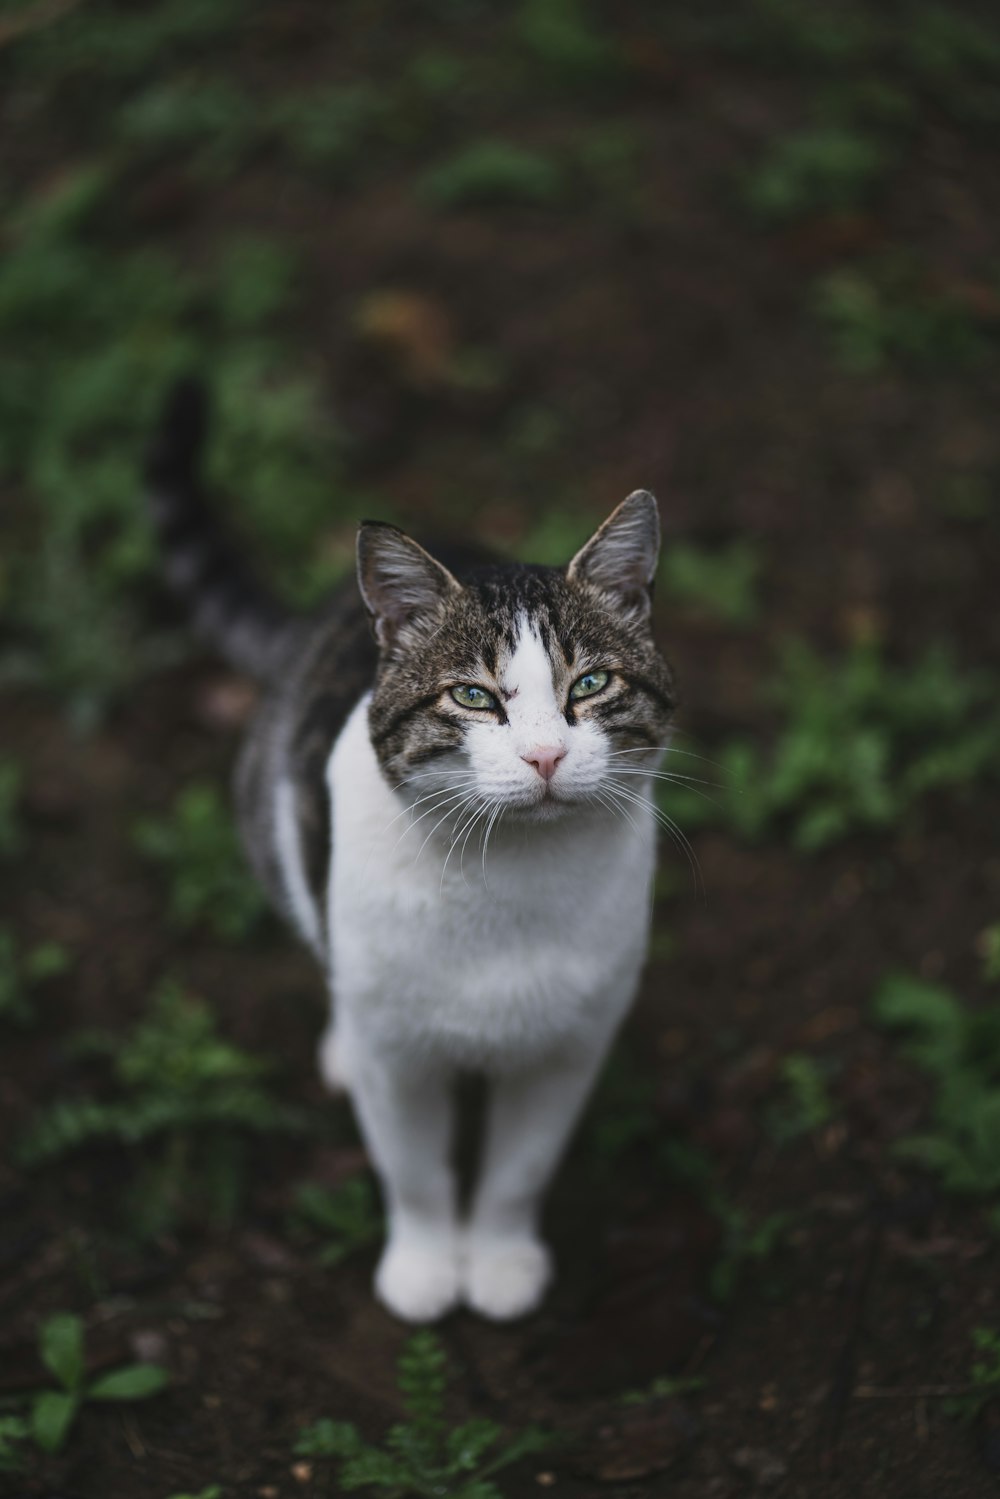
[357,492,675,821]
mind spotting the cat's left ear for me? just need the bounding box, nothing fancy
[566,490,660,621]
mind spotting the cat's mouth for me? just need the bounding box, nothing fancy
[500,783,579,821]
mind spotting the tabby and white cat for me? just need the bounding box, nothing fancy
[147,382,676,1323]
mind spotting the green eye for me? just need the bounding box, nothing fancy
[450,684,498,711]
[570,669,610,701]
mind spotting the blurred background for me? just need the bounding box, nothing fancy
[1,1,1000,1495]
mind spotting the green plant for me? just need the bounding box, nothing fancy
[945,1327,1000,1424]
[516,0,622,85]
[745,126,890,221]
[114,76,257,174]
[134,784,265,941]
[17,982,306,1233]
[766,1054,835,1143]
[903,8,1000,123]
[0,162,347,724]
[0,758,23,857]
[296,1331,549,1497]
[873,974,1000,1199]
[619,1374,707,1405]
[269,85,386,174]
[729,0,879,68]
[0,928,70,1027]
[981,924,1000,984]
[585,1045,658,1165]
[660,542,760,625]
[418,141,564,208]
[290,1178,383,1267]
[662,639,1000,850]
[168,1488,223,1499]
[710,1208,797,1304]
[0,1415,28,1473]
[815,264,985,374]
[25,1311,168,1455]
[10,0,244,86]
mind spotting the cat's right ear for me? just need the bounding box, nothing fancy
[356,522,460,648]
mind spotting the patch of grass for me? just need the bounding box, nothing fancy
[134,783,264,942]
[946,1327,1000,1423]
[710,1207,797,1304]
[873,974,1000,1202]
[0,929,70,1028]
[17,982,307,1235]
[619,1374,707,1405]
[296,1331,549,1497]
[204,348,350,605]
[418,140,564,208]
[981,924,1000,984]
[736,0,879,68]
[17,1311,168,1456]
[663,639,1000,850]
[660,541,760,625]
[814,75,918,132]
[745,126,891,222]
[815,264,986,374]
[585,1044,658,1167]
[0,1415,28,1474]
[114,76,257,174]
[661,1138,797,1303]
[289,1178,383,1267]
[10,0,245,87]
[512,508,588,565]
[0,162,349,724]
[515,0,623,85]
[904,7,1000,123]
[168,1489,222,1499]
[268,84,387,175]
[212,239,297,334]
[0,758,23,857]
[766,1054,835,1144]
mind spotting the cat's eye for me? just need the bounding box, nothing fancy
[570,669,610,701]
[450,684,498,711]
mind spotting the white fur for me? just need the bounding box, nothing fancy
[322,616,659,1322]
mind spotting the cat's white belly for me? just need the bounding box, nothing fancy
[326,698,655,1070]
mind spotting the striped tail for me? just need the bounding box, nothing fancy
[145,379,297,681]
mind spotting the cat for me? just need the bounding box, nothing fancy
[147,380,676,1323]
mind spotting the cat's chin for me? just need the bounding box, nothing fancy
[501,790,583,825]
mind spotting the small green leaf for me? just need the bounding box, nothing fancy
[32,1389,78,1453]
[446,1417,501,1470]
[295,1419,364,1457]
[39,1312,85,1391]
[88,1363,169,1401]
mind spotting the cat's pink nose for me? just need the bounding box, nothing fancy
[522,746,566,782]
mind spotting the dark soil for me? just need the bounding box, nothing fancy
[2,3,1000,1497]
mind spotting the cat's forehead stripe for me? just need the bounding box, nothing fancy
[501,615,559,700]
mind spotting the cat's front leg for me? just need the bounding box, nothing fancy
[344,1030,460,1323]
[464,1036,612,1320]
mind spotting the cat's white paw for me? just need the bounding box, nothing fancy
[317,1024,350,1095]
[375,1237,460,1324]
[462,1236,553,1321]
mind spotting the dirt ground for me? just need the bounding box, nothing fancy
[2,2,1000,1496]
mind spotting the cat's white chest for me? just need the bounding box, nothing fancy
[326,699,656,1069]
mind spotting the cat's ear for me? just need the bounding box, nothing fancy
[566,490,660,620]
[357,522,460,647]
